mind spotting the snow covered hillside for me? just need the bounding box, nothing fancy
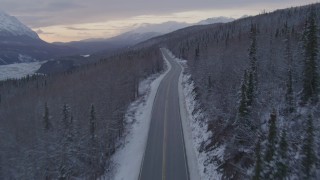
[0,11,39,39]
[165,3,320,179]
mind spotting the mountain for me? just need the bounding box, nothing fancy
[54,31,161,55]
[131,21,190,34]
[0,11,39,39]
[55,18,231,55]
[197,16,235,25]
[0,11,78,65]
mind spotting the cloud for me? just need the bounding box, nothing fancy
[65,27,107,31]
[2,0,317,28]
[4,0,316,42]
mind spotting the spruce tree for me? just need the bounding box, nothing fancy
[59,104,73,179]
[62,104,70,129]
[239,70,248,118]
[302,7,319,103]
[249,24,258,87]
[42,102,51,179]
[43,102,50,131]
[245,23,258,110]
[88,104,100,179]
[286,69,294,113]
[275,129,288,180]
[247,72,254,107]
[264,111,277,179]
[265,111,277,162]
[301,115,317,179]
[253,140,262,180]
[89,104,96,140]
[284,24,295,114]
[195,44,200,59]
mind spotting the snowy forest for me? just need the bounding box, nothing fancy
[0,2,320,180]
[0,46,163,179]
[162,3,320,179]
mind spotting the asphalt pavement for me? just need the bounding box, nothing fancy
[139,49,189,180]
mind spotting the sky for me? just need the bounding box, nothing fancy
[0,0,318,42]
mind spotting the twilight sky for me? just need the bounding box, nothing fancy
[0,0,317,42]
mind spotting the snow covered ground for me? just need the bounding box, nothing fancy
[104,50,171,180]
[166,50,224,180]
[0,61,44,81]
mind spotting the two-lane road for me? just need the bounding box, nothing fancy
[139,49,189,180]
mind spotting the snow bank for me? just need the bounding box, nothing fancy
[166,50,224,180]
[105,50,171,180]
[0,61,44,81]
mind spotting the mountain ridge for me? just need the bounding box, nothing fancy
[53,17,235,54]
[0,11,79,65]
[0,11,39,39]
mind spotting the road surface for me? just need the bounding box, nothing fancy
[139,49,189,180]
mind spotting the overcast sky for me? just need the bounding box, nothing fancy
[0,0,317,42]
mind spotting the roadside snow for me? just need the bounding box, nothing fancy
[105,50,171,180]
[166,49,223,180]
[0,61,44,81]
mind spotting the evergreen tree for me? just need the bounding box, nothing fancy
[264,111,277,179]
[302,7,319,103]
[239,70,248,118]
[42,102,53,179]
[87,104,100,179]
[249,24,258,87]
[247,72,254,107]
[253,139,262,180]
[58,104,73,179]
[286,69,295,113]
[265,111,277,162]
[195,44,200,59]
[89,104,96,140]
[43,102,50,131]
[244,23,258,110]
[275,129,288,180]
[62,104,70,129]
[68,115,75,142]
[301,115,317,179]
[284,24,295,114]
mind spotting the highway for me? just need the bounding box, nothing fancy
[139,49,189,180]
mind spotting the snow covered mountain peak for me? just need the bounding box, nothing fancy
[130,17,235,35]
[197,16,235,25]
[0,11,39,39]
[131,21,189,34]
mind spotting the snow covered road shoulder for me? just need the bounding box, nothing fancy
[107,50,171,180]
